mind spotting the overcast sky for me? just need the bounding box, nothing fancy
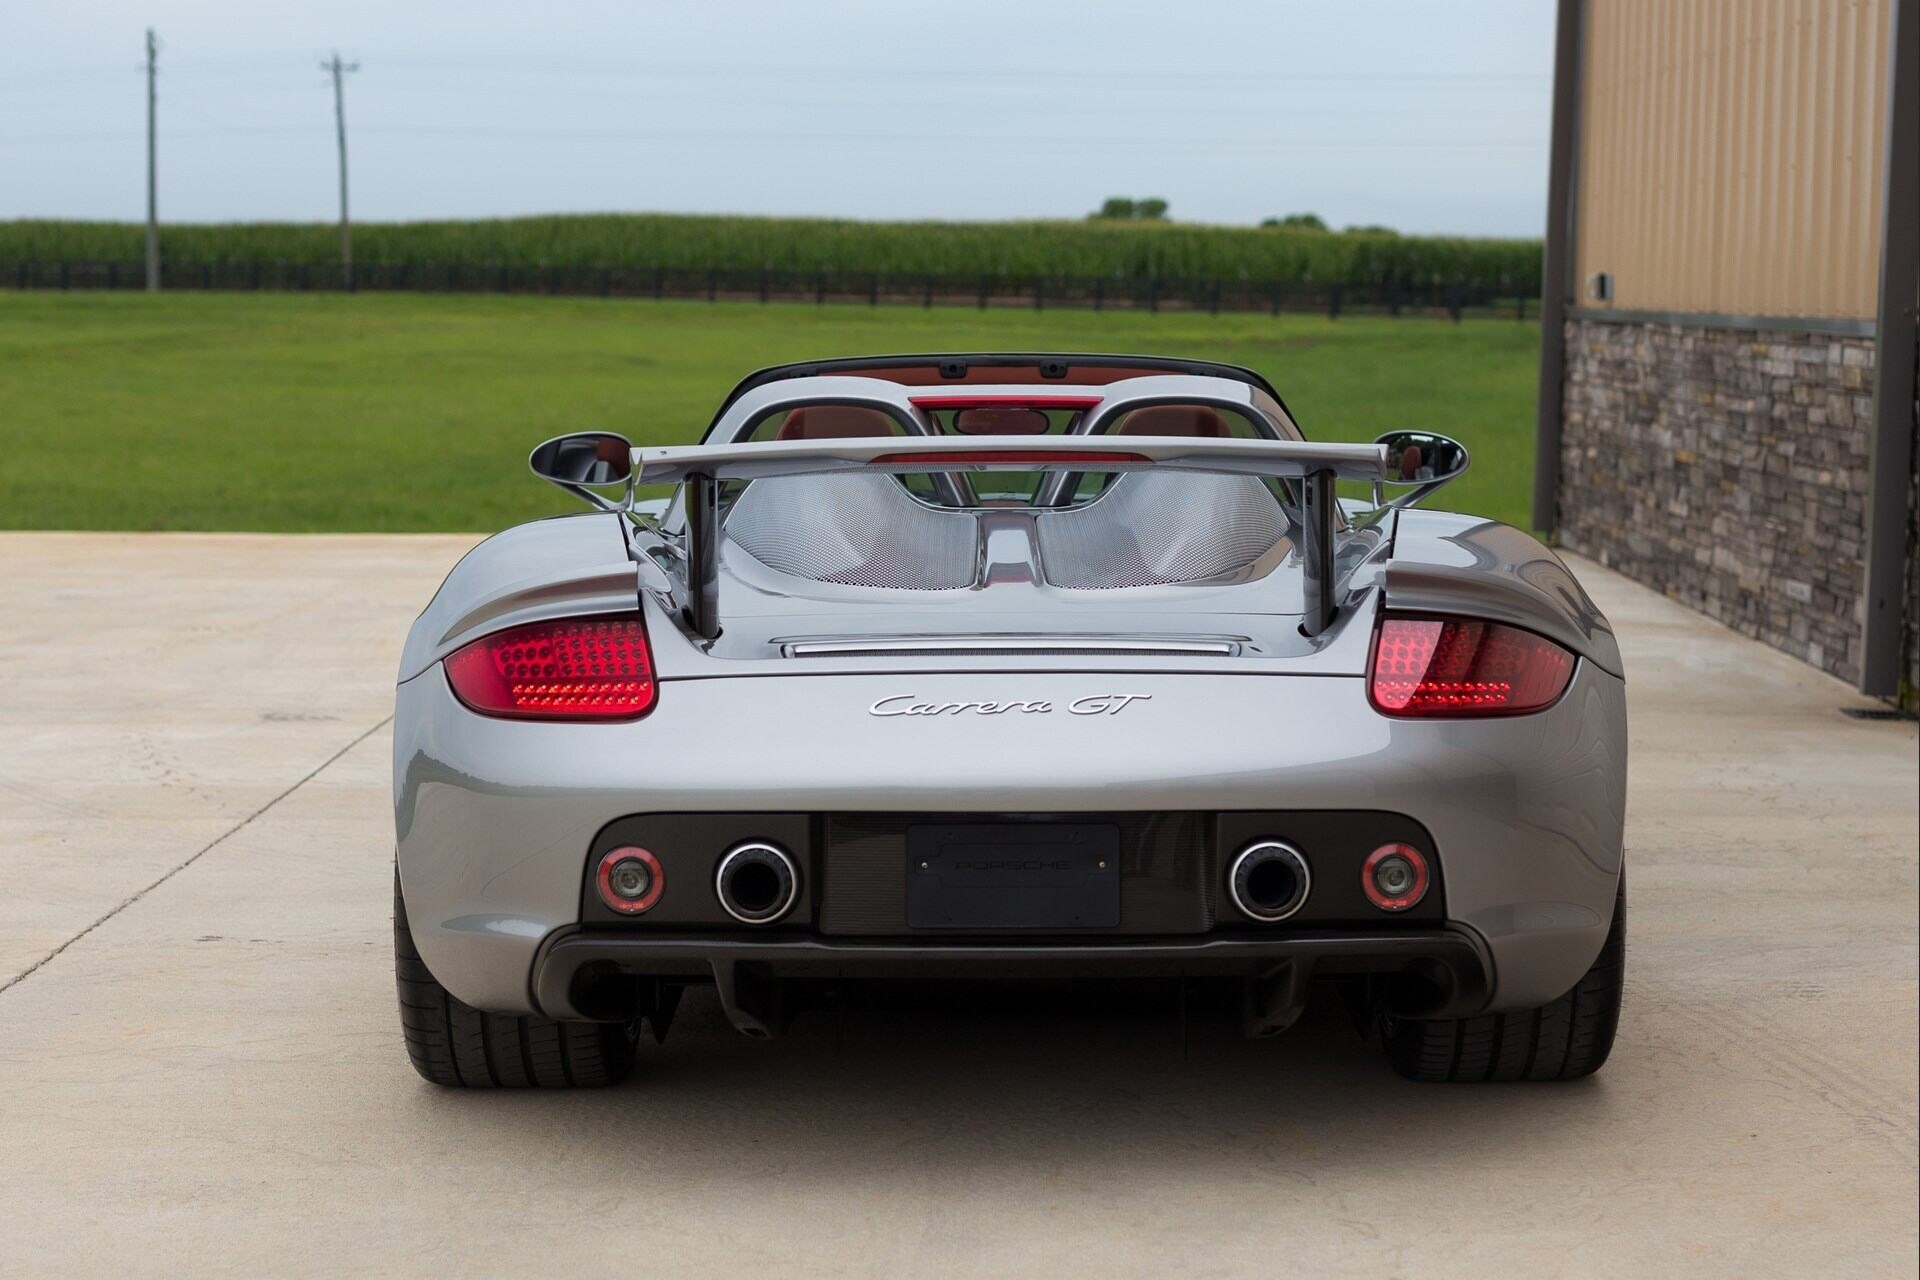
[2,1,1557,235]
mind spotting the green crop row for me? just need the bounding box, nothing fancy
[0,214,1541,288]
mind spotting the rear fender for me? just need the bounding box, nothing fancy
[397,514,639,683]
[1383,512,1623,678]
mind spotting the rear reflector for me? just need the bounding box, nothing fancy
[597,847,664,914]
[1362,842,1430,911]
[444,614,656,720]
[1369,616,1575,717]
[870,449,1150,468]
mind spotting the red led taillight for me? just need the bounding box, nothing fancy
[444,614,656,721]
[907,394,1105,411]
[1368,615,1575,717]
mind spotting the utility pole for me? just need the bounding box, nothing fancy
[322,52,359,290]
[145,29,159,291]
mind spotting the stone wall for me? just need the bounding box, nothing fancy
[1906,338,1919,705]
[1557,316,1878,685]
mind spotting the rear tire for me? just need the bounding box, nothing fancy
[1382,878,1624,1083]
[394,871,637,1088]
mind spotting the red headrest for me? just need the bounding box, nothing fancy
[1110,405,1230,437]
[775,406,899,440]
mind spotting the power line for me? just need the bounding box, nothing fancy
[0,127,329,144]
[0,126,1543,149]
[349,126,1543,147]
[347,56,1552,87]
[0,55,1548,86]
[0,58,1548,101]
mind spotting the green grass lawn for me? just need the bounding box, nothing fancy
[0,292,1540,532]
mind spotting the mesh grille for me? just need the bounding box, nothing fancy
[724,474,978,591]
[1036,472,1287,590]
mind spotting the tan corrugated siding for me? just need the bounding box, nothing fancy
[1575,0,1890,318]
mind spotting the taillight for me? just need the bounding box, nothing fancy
[444,614,656,720]
[907,394,1105,411]
[1368,615,1574,717]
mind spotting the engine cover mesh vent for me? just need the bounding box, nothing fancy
[1036,472,1287,590]
[724,473,977,591]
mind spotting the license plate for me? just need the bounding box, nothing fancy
[906,822,1120,929]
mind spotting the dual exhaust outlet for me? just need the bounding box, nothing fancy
[1226,841,1314,922]
[713,841,801,925]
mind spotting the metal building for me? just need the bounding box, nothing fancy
[1535,0,1917,705]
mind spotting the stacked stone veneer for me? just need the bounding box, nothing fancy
[1906,338,1919,704]
[1557,317,1881,685]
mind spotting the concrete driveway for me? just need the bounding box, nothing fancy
[1,533,1914,1277]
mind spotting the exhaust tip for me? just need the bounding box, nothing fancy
[1227,840,1311,922]
[715,841,800,925]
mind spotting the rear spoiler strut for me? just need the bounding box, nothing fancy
[631,434,1387,643]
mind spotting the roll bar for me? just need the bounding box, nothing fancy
[630,434,1387,643]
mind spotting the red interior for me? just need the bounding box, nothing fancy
[1110,405,1230,437]
[774,406,901,440]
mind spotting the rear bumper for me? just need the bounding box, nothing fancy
[532,928,1494,1025]
[395,662,1627,1016]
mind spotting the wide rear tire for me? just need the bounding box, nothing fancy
[393,871,637,1088]
[1382,878,1624,1083]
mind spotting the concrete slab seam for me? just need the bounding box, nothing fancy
[0,715,394,997]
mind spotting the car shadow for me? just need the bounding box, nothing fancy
[408,980,1625,1178]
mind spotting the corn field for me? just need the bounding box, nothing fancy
[0,214,1542,290]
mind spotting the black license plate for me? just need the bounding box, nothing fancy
[906,823,1120,929]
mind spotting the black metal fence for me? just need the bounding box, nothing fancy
[1,259,1535,322]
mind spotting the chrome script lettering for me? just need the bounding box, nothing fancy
[869,694,1151,718]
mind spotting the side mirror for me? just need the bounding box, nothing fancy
[529,432,634,486]
[1374,430,1469,510]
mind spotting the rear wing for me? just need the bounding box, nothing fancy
[632,434,1388,642]
[632,433,1384,485]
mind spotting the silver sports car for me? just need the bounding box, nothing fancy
[393,354,1626,1087]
